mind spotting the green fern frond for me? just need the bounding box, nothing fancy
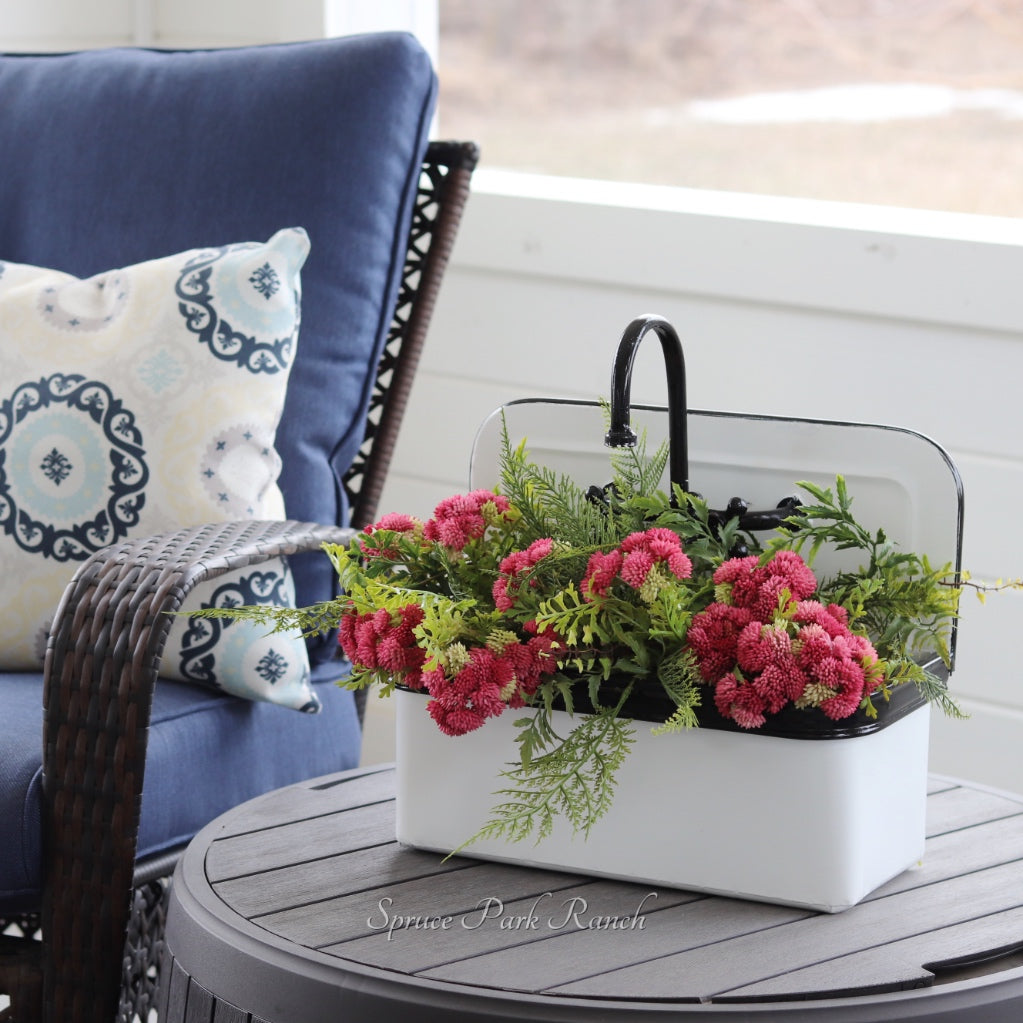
[454,689,636,849]
[883,655,969,720]
[609,430,670,504]
[776,476,964,714]
[651,648,702,734]
[498,420,609,546]
[184,598,345,640]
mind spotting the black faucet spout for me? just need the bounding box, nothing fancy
[605,314,689,495]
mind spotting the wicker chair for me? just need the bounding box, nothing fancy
[0,36,477,1023]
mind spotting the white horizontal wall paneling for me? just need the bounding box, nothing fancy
[388,169,1023,792]
[461,171,1023,334]
[0,0,134,50]
[0,0,437,51]
[153,0,324,47]
[155,0,436,50]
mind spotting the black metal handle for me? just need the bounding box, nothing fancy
[604,314,801,536]
[605,314,688,495]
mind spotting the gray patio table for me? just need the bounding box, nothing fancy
[160,764,1023,1022]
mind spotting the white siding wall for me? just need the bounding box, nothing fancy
[378,169,1023,791]
[0,0,136,49]
[0,0,436,54]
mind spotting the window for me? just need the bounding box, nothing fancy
[438,0,1023,217]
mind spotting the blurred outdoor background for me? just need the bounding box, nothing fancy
[437,0,1023,216]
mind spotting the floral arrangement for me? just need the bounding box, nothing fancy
[210,421,979,846]
[340,493,901,737]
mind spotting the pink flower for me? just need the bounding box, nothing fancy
[427,697,486,736]
[424,653,500,736]
[818,691,861,720]
[765,551,818,601]
[714,550,817,621]
[497,636,558,699]
[422,637,561,736]
[694,549,885,727]
[793,600,849,638]
[735,622,806,713]
[793,622,833,668]
[801,626,882,720]
[713,674,768,729]
[713,554,761,587]
[338,604,427,689]
[618,528,693,590]
[735,620,790,673]
[492,537,554,611]
[522,620,565,680]
[422,624,568,736]
[491,579,512,612]
[618,549,654,589]
[581,549,624,602]
[360,512,421,558]
[373,512,418,532]
[847,633,883,692]
[687,602,754,682]
[752,659,807,713]
[423,490,511,552]
[580,529,693,601]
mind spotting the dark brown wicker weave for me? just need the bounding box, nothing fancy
[0,139,478,1023]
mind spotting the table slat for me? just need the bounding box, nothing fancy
[206,767,395,836]
[206,801,394,881]
[538,859,1023,999]
[924,784,1023,836]
[212,843,474,917]
[867,813,1023,900]
[719,905,1023,1000]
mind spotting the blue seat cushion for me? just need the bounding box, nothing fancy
[0,668,361,913]
[0,35,438,670]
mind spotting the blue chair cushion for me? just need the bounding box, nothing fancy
[0,34,438,669]
[0,664,361,913]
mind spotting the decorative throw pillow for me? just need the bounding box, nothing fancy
[163,559,319,713]
[0,227,320,712]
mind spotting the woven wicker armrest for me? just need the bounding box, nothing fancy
[39,519,351,1022]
